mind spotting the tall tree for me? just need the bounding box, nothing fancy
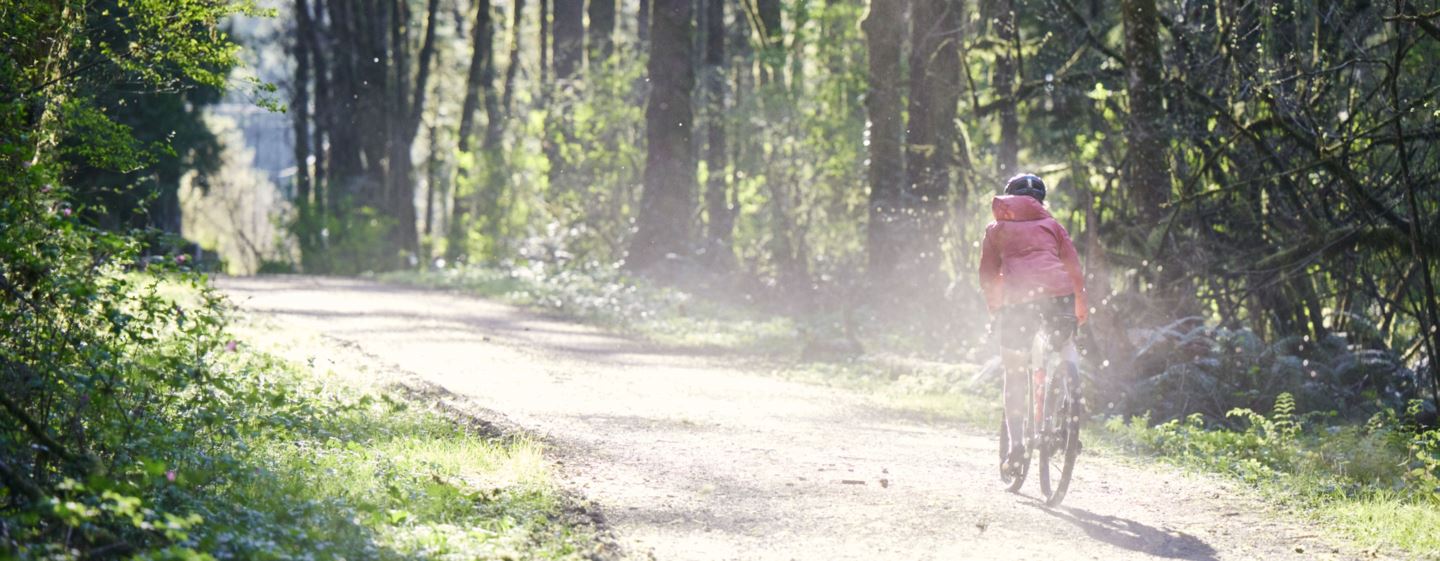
[991,0,1019,176]
[305,0,330,235]
[638,0,651,44]
[539,0,550,86]
[1122,0,1169,225]
[863,0,905,277]
[291,0,315,269]
[628,0,696,270]
[901,0,964,290]
[387,0,443,258]
[755,0,784,85]
[500,0,527,114]
[448,0,496,260]
[701,0,732,267]
[589,0,616,63]
[553,0,584,80]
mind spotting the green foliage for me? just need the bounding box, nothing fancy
[2,295,597,559]
[2,8,259,544]
[727,1,868,286]
[1116,317,1424,423]
[3,0,259,232]
[1106,395,1440,502]
[1101,394,1440,556]
[296,204,398,275]
[447,54,646,266]
[0,176,242,555]
[2,1,599,557]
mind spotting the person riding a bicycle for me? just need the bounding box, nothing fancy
[978,174,1088,479]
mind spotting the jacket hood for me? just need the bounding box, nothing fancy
[991,195,1051,222]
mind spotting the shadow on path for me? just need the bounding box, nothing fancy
[1039,504,1220,561]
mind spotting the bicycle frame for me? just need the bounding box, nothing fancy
[1000,325,1083,503]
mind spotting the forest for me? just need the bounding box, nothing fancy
[277,0,1440,418]
[3,0,1439,557]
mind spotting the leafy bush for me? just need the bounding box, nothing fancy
[1118,317,1427,422]
[0,224,595,558]
[1107,394,1440,504]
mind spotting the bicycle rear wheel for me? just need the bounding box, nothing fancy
[1038,367,1081,506]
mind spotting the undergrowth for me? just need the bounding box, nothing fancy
[379,262,796,352]
[171,350,598,560]
[1099,394,1440,556]
[2,271,597,560]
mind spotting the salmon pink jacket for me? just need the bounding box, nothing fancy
[978,195,1088,324]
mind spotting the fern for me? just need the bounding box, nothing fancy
[1271,392,1299,444]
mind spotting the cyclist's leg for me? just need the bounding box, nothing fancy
[1042,295,1081,393]
[1001,346,1028,451]
[1059,339,1079,374]
[996,301,1040,465]
[1043,297,1084,461]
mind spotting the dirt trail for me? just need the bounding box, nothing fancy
[218,276,1364,561]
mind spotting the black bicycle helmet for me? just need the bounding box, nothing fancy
[1003,173,1046,203]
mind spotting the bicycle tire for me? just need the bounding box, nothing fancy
[1039,369,1081,506]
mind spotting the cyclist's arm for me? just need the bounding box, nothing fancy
[1055,225,1088,325]
[978,225,1003,313]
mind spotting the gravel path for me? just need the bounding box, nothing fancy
[218,276,1366,561]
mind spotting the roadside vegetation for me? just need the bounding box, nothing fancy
[2,4,599,559]
[1,260,600,560]
[384,263,1440,558]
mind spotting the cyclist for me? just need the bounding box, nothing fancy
[978,174,1088,478]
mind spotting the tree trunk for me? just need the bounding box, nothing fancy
[547,0,580,194]
[387,0,441,261]
[553,0,584,81]
[863,0,905,278]
[458,0,488,150]
[991,0,1019,176]
[638,0,651,44]
[480,0,502,149]
[1123,0,1182,311]
[306,0,329,239]
[589,0,616,63]
[322,0,363,218]
[1122,0,1170,226]
[702,0,732,267]
[292,0,315,269]
[756,0,783,86]
[539,0,550,86]
[501,0,526,114]
[448,0,494,261]
[901,0,963,293]
[425,121,439,245]
[628,0,695,270]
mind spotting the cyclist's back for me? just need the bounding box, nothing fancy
[978,174,1087,477]
[978,190,1085,314]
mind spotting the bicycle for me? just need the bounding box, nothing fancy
[998,327,1083,506]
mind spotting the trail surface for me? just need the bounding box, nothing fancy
[219,276,1362,561]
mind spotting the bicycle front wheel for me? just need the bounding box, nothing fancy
[1038,370,1081,506]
